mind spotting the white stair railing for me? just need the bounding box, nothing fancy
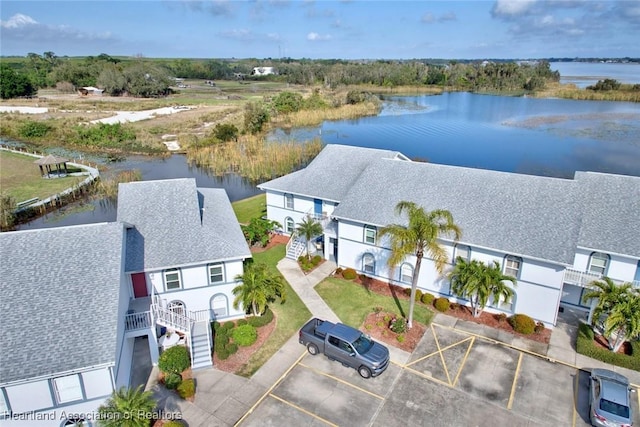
[152,304,192,333]
[124,311,152,331]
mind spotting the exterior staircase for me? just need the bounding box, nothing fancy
[286,235,307,260]
[190,321,213,370]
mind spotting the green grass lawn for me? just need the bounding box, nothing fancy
[236,244,312,377]
[316,277,434,328]
[231,193,266,224]
[0,150,83,202]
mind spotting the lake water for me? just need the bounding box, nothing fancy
[12,87,640,230]
[550,61,640,88]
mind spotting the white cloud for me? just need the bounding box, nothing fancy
[307,32,331,41]
[492,0,537,18]
[1,13,38,28]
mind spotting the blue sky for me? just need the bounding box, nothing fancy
[1,1,639,59]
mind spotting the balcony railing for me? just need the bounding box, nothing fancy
[563,268,640,289]
[151,304,192,333]
[124,311,152,331]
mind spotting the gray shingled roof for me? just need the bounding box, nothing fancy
[0,222,124,384]
[117,179,251,272]
[574,172,640,258]
[258,144,408,202]
[332,159,583,265]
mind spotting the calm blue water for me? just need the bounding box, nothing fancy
[550,61,640,88]
[269,92,640,179]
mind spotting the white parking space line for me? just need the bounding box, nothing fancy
[268,394,338,426]
[297,362,385,400]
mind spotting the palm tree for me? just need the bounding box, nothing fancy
[449,258,517,317]
[583,277,633,326]
[97,386,156,427]
[379,201,461,328]
[233,262,286,316]
[602,290,640,352]
[296,216,323,260]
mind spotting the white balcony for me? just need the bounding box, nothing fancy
[563,268,640,289]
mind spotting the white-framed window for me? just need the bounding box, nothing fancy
[168,300,186,317]
[164,268,181,290]
[489,292,516,312]
[209,264,224,284]
[364,225,377,245]
[400,263,414,284]
[453,244,471,264]
[285,193,294,210]
[211,294,228,318]
[0,389,9,416]
[285,217,295,234]
[362,253,375,274]
[504,255,522,278]
[588,252,609,276]
[53,374,83,404]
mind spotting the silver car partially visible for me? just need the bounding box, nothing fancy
[589,368,635,427]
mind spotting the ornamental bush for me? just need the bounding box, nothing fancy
[176,379,196,399]
[247,307,274,327]
[390,317,407,334]
[421,293,435,305]
[232,324,258,347]
[509,314,536,335]
[164,372,182,390]
[414,289,424,302]
[158,345,190,374]
[342,268,357,280]
[434,298,450,312]
[236,318,248,326]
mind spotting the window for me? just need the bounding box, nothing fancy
[588,252,609,276]
[400,263,414,284]
[211,294,228,318]
[209,264,224,284]
[364,225,377,245]
[504,255,522,278]
[453,244,470,263]
[285,217,295,234]
[489,292,516,312]
[53,374,83,404]
[168,300,186,317]
[164,268,181,290]
[363,253,375,275]
[285,193,294,210]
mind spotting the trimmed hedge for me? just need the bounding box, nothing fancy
[509,314,536,335]
[248,307,274,327]
[434,298,450,312]
[164,372,182,390]
[158,345,190,374]
[342,268,357,280]
[177,379,196,399]
[232,324,258,346]
[576,323,640,371]
[421,293,435,305]
[414,289,423,302]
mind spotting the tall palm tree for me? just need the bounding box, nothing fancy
[379,201,461,328]
[296,216,323,260]
[603,290,640,352]
[449,258,517,317]
[583,277,633,326]
[233,262,286,316]
[97,386,156,427]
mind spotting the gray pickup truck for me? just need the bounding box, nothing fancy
[298,318,390,378]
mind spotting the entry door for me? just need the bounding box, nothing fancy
[131,273,149,298]
[314,199,322,216]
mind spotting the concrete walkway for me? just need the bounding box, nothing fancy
[150,256,639,426]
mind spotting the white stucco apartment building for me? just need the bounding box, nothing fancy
[0,179,250,426]
[259,144,640,327]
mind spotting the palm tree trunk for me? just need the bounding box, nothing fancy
[609,329,626,353]
[252,301,258,316]
[407,254,424,329]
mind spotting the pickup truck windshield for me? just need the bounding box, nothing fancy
[352,334,374,354]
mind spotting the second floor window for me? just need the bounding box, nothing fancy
[588,252,609,276]
[504,256,522,279]
[209,264,224,284]
[285,193,294,210]
[364,225,377,245]
[164,268,181,290]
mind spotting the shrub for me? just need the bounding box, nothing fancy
[372,306,383,313]
[19,121,51,138]
[247,307,274,327]
[434,298,450,312]
[414,289,423,302]
[534,321,545,334]
[397,334,405,343]
[221,322,235,331]
[383,314,391,323]
[217,346,230,360]
[403,288,412,297]
[576,323,640,371]
[312,255,322,265]
[163,372,182,390]
[390,317,407,334]
[421,293,435,305]
[158,345,190,374]
[163,421,185,427]
[232,324,258,346]
[212,123,238,142]
[334,267,343,276]
[496,313,508,323]
[236,318,248,326]
[342,268,357,280]
[176,379,196,399]
[226,343,238,355]
[365,324,373,330]
[211,321,221,332]
[509,314,536,335]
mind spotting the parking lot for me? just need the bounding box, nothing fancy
[238,323,639,427]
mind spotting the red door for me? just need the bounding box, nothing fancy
[131,273,149,298]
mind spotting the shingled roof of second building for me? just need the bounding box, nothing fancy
[117,178,251,272]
